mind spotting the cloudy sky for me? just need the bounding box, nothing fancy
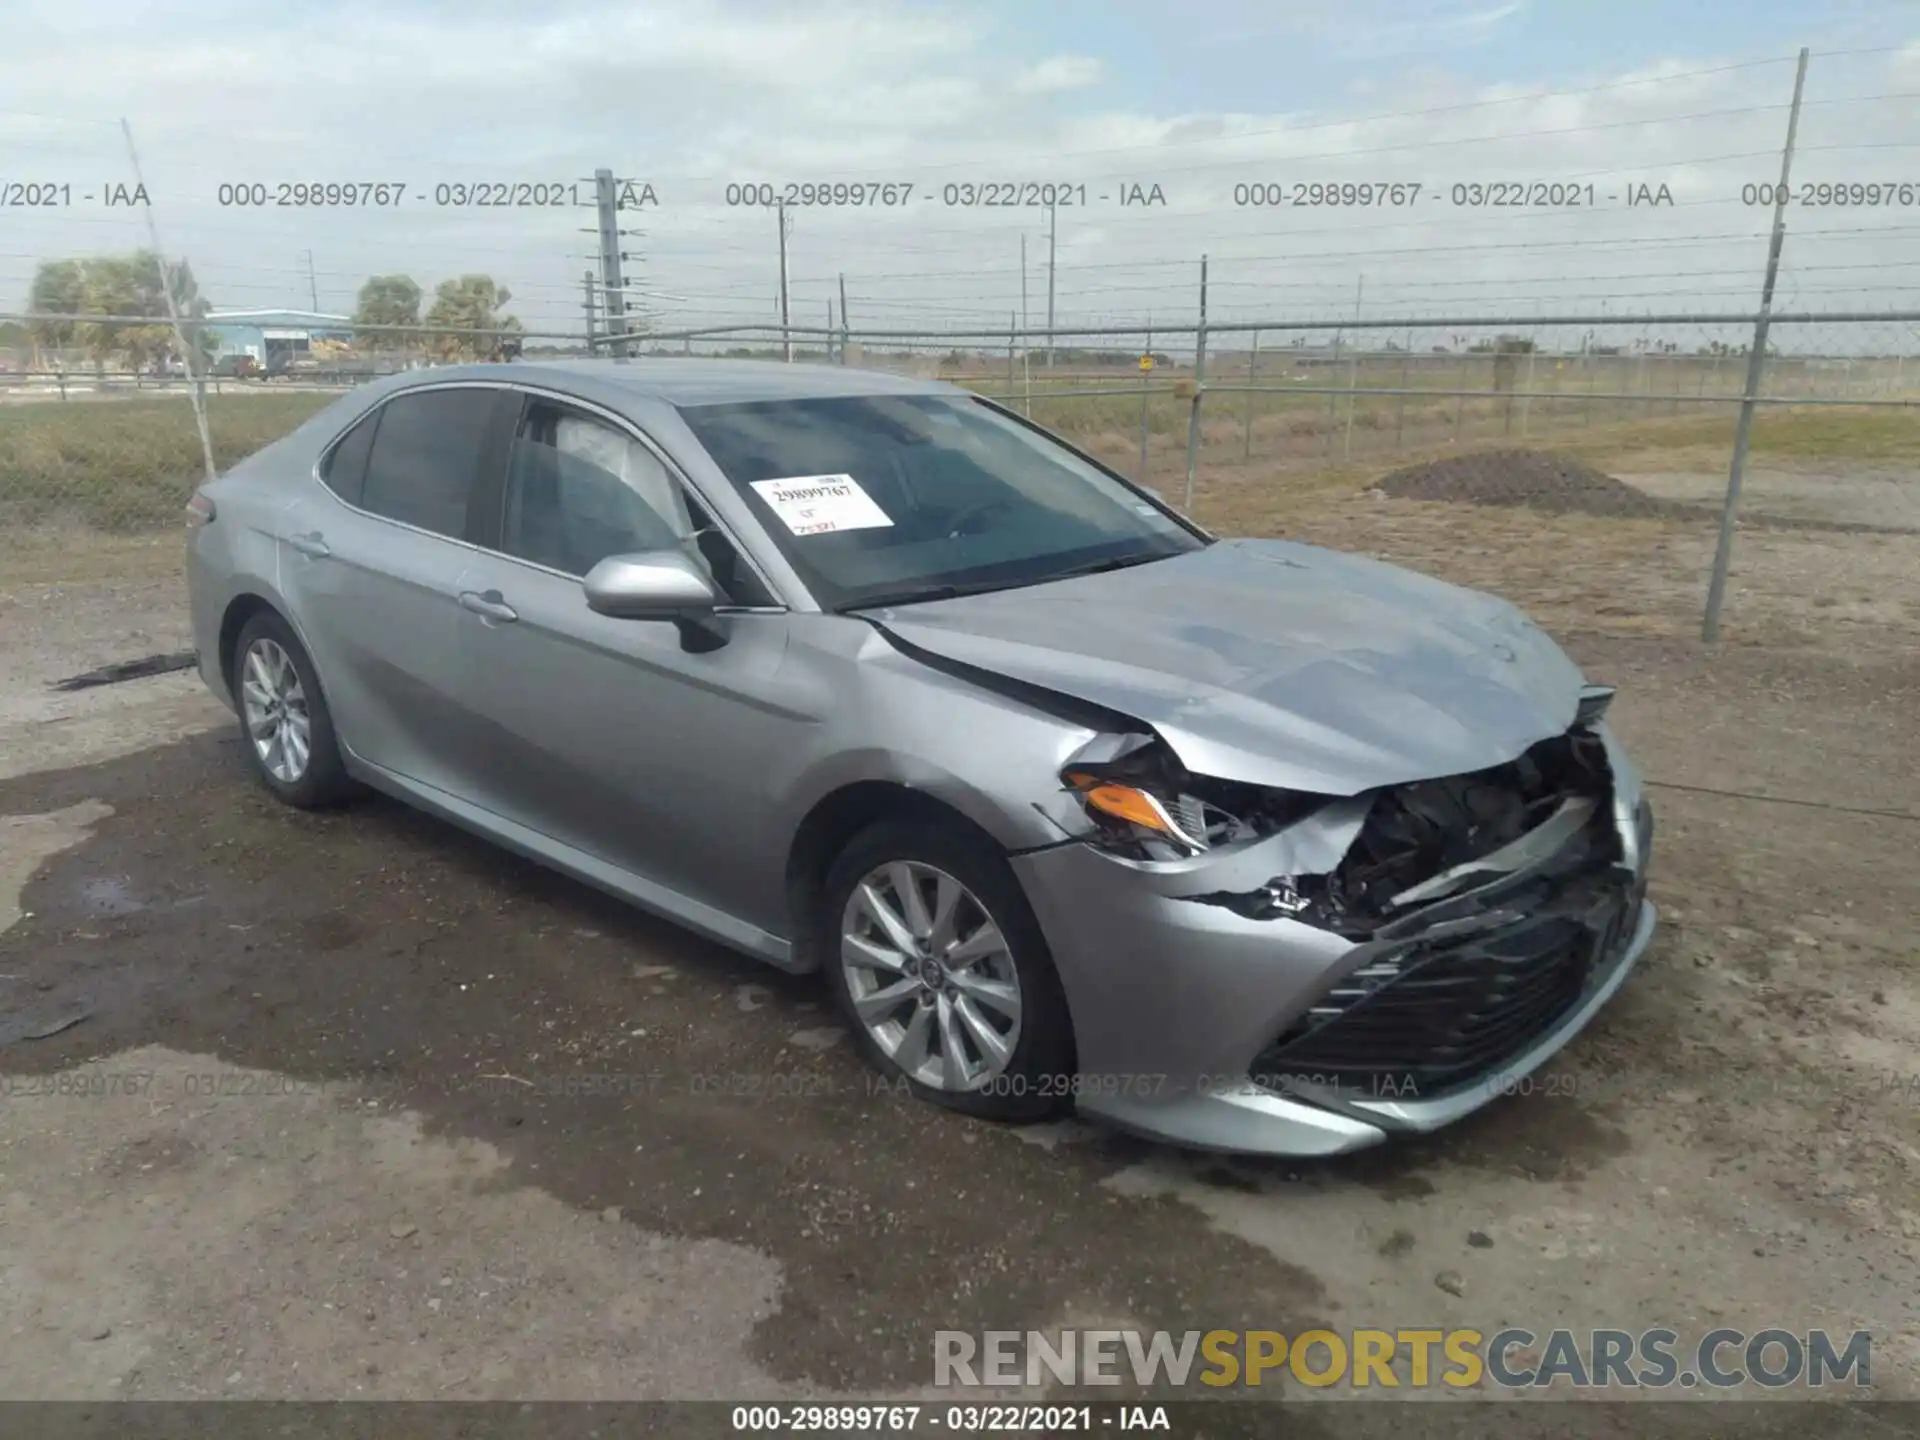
[3,0,1917,354]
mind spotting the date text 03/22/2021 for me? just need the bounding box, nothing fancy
[208,179,659,209]
[728,1404,1172,1433]
[722,181,1168,208]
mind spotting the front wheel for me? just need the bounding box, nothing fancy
[821,819,1075,1122]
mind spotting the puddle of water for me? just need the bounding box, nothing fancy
[79,877,146,917]
[75,876,207,920]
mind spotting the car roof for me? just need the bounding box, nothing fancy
[389,357,960,409]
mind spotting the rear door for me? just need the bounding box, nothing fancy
[278,383,515,793]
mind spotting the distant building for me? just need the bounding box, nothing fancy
[202,309,353,370]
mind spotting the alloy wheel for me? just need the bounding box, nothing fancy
[239,637,312,783]
[839,860,1024,1091]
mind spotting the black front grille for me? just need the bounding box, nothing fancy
[1251,842,1635,1102]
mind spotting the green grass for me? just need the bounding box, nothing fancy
[1613,404,1920,463]
[0,392,335,530]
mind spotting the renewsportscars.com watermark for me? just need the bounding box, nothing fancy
[934,1328,1873,1391]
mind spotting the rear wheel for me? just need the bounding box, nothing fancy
[821,818,1074,1121]
[231,611,356,809]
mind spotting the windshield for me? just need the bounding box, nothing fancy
[677,393,1206,610]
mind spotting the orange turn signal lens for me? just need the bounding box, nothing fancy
[1062,771,1177,835]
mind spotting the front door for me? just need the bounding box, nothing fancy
[453,394,803,932]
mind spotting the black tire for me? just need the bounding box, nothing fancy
[820,817,1075,1122]
[230,610,357,809]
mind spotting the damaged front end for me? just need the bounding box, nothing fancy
[1053,684,1653,1107]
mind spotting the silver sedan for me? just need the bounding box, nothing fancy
[185,359,1655,1156]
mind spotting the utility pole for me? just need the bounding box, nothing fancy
[1703,45,1809,643]
[777,200,792,363]
[594,168,629,357]
[583,269,597,352]
[1045,199,1057,368]
[838,272,850,365]
[301,250,318,311]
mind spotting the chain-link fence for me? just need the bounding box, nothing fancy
[2,309,1916,654]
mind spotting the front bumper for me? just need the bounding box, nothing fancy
[1010,736,1655,1158]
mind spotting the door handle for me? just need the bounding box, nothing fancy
[458,590,519,623]
[286,532,331,559]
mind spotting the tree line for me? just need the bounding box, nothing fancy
[16,254,523,368]
[349,273,522,358]
[26,251,211,371]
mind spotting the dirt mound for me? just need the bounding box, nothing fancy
[1371,449,1918,535]
[1374,449,1687,519]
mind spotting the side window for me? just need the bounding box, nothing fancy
[500,403,684,576]
[358,388,496,538]
[320,408,380,506]
[499,399,778,604]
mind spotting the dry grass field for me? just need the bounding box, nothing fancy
[0,391,335,532]
[1,373,1916,655]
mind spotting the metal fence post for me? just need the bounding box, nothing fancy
[776,200,792,363]
[1139,318,1153,479]
[121,119,216,492]
[1343,277,1364,459]
[1394,333,1410,450]
[1243,328,1259,460]
[1703,45,1808,644]
[1181,255,1208,513]
[1520,341,1537,437]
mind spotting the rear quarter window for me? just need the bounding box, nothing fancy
[357,388,498,539]
[318,406,381,506]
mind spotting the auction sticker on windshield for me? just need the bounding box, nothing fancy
[750,474,894,536]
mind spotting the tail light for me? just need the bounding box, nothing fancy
[186,490,216,529]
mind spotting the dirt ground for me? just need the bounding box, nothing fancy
[2,466,1919,1426]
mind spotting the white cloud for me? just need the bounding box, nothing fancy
[1016,56,1103,94]
[1192,1,1528,60]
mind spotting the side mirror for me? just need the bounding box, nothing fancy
[583,550,717,620]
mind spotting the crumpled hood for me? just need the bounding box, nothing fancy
[874,537,1586,795]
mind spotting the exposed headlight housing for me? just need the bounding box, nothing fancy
[1058,733,1327,862]
[1062,769,1210,855]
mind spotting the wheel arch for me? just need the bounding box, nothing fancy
[784,781,1016,974]
[218,592,286,698]
[220,593,342,735]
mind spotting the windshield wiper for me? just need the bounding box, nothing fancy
[838,579,1012,613]
[1040,553,1168,584]
[839,554,1168,614]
